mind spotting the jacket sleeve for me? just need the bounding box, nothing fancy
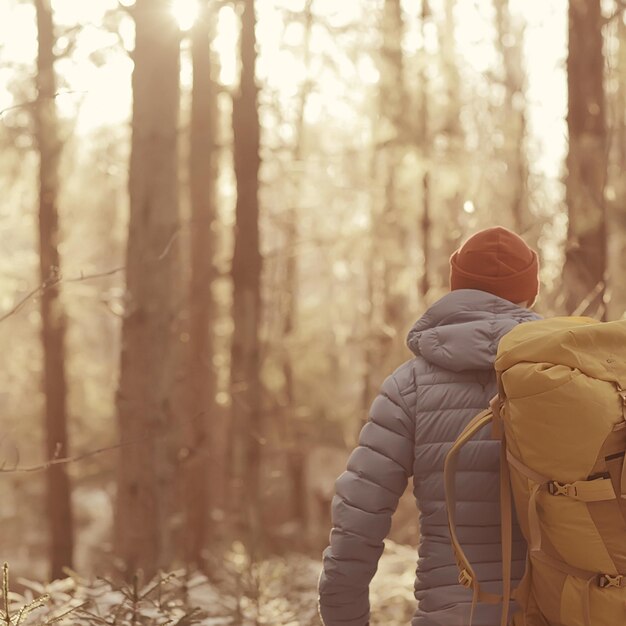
[318,373,415,626]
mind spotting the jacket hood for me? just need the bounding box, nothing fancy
[406,289,540,372]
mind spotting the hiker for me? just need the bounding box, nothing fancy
[318,226,541,626]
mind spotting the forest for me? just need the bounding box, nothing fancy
[0,0,625,624]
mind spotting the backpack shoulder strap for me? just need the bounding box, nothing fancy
[496,405,513,626]
[444,408,502,625]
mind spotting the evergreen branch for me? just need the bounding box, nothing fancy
[2,564,8,626]
[2,564,51,626]
[44,601,89,625]
[14,595,50,626]
[140,573,178,602]
[72,608,110,625]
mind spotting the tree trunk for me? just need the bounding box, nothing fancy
[115,0,181,579]
[419,0,431,301]
[380,0,410,335]
[359,0,409,437]
[183,3,219,567]
[282,0,313,532]
[230,0,262,543]
[436,0,464,285]
[563,0,607,318]
[361,218,377,437]
[607,8,626,320]
[439,0,462,138]
[494,0,530,236]
[34,0,73,581]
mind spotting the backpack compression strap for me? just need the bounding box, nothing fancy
[444,408,504,626]
[503,420,625,626]
[491,395,513,626]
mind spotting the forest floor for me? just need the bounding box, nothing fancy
[9,541,416,626]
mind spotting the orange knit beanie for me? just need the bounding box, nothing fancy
[449,226,539,304]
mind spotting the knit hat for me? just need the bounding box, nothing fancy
[449,226,539,304]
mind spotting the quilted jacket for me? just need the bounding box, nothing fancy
[318,289,540,626]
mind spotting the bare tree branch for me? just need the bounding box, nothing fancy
[571,280,606,317]
[0,437,145,474]
[0,271,61,323]
[0,411,205,474]
[63,266,126,283]
[0,90,88,119]
[157,229,180,261]
[0,225,184,324]
[0,267,121,324]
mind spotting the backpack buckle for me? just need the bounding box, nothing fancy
[548,481,574,497]
[598,574,624,588]
[458,569,473,589]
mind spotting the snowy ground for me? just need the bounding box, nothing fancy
[8,541,417,626]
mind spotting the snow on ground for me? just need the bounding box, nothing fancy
[7,540,417,626]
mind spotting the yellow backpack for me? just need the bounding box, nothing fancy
[444,317,626,626]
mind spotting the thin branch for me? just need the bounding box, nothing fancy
[0,411,204,474]
[45,601,89,625]
[3,564,9,626]
[63,266,126,283]
[0,217,185,324]
[0,265,125,324]
[0,437,148,474]
[0,273,60,323]
[157,229,180,261]
[0,90,88,119]
[571,280,606,317]
[74,608,110,626]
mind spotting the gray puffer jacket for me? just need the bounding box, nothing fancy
[318,289,540,626]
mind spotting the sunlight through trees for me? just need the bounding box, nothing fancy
[0,0,624,623]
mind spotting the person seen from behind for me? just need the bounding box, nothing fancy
[318,226,541,626]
